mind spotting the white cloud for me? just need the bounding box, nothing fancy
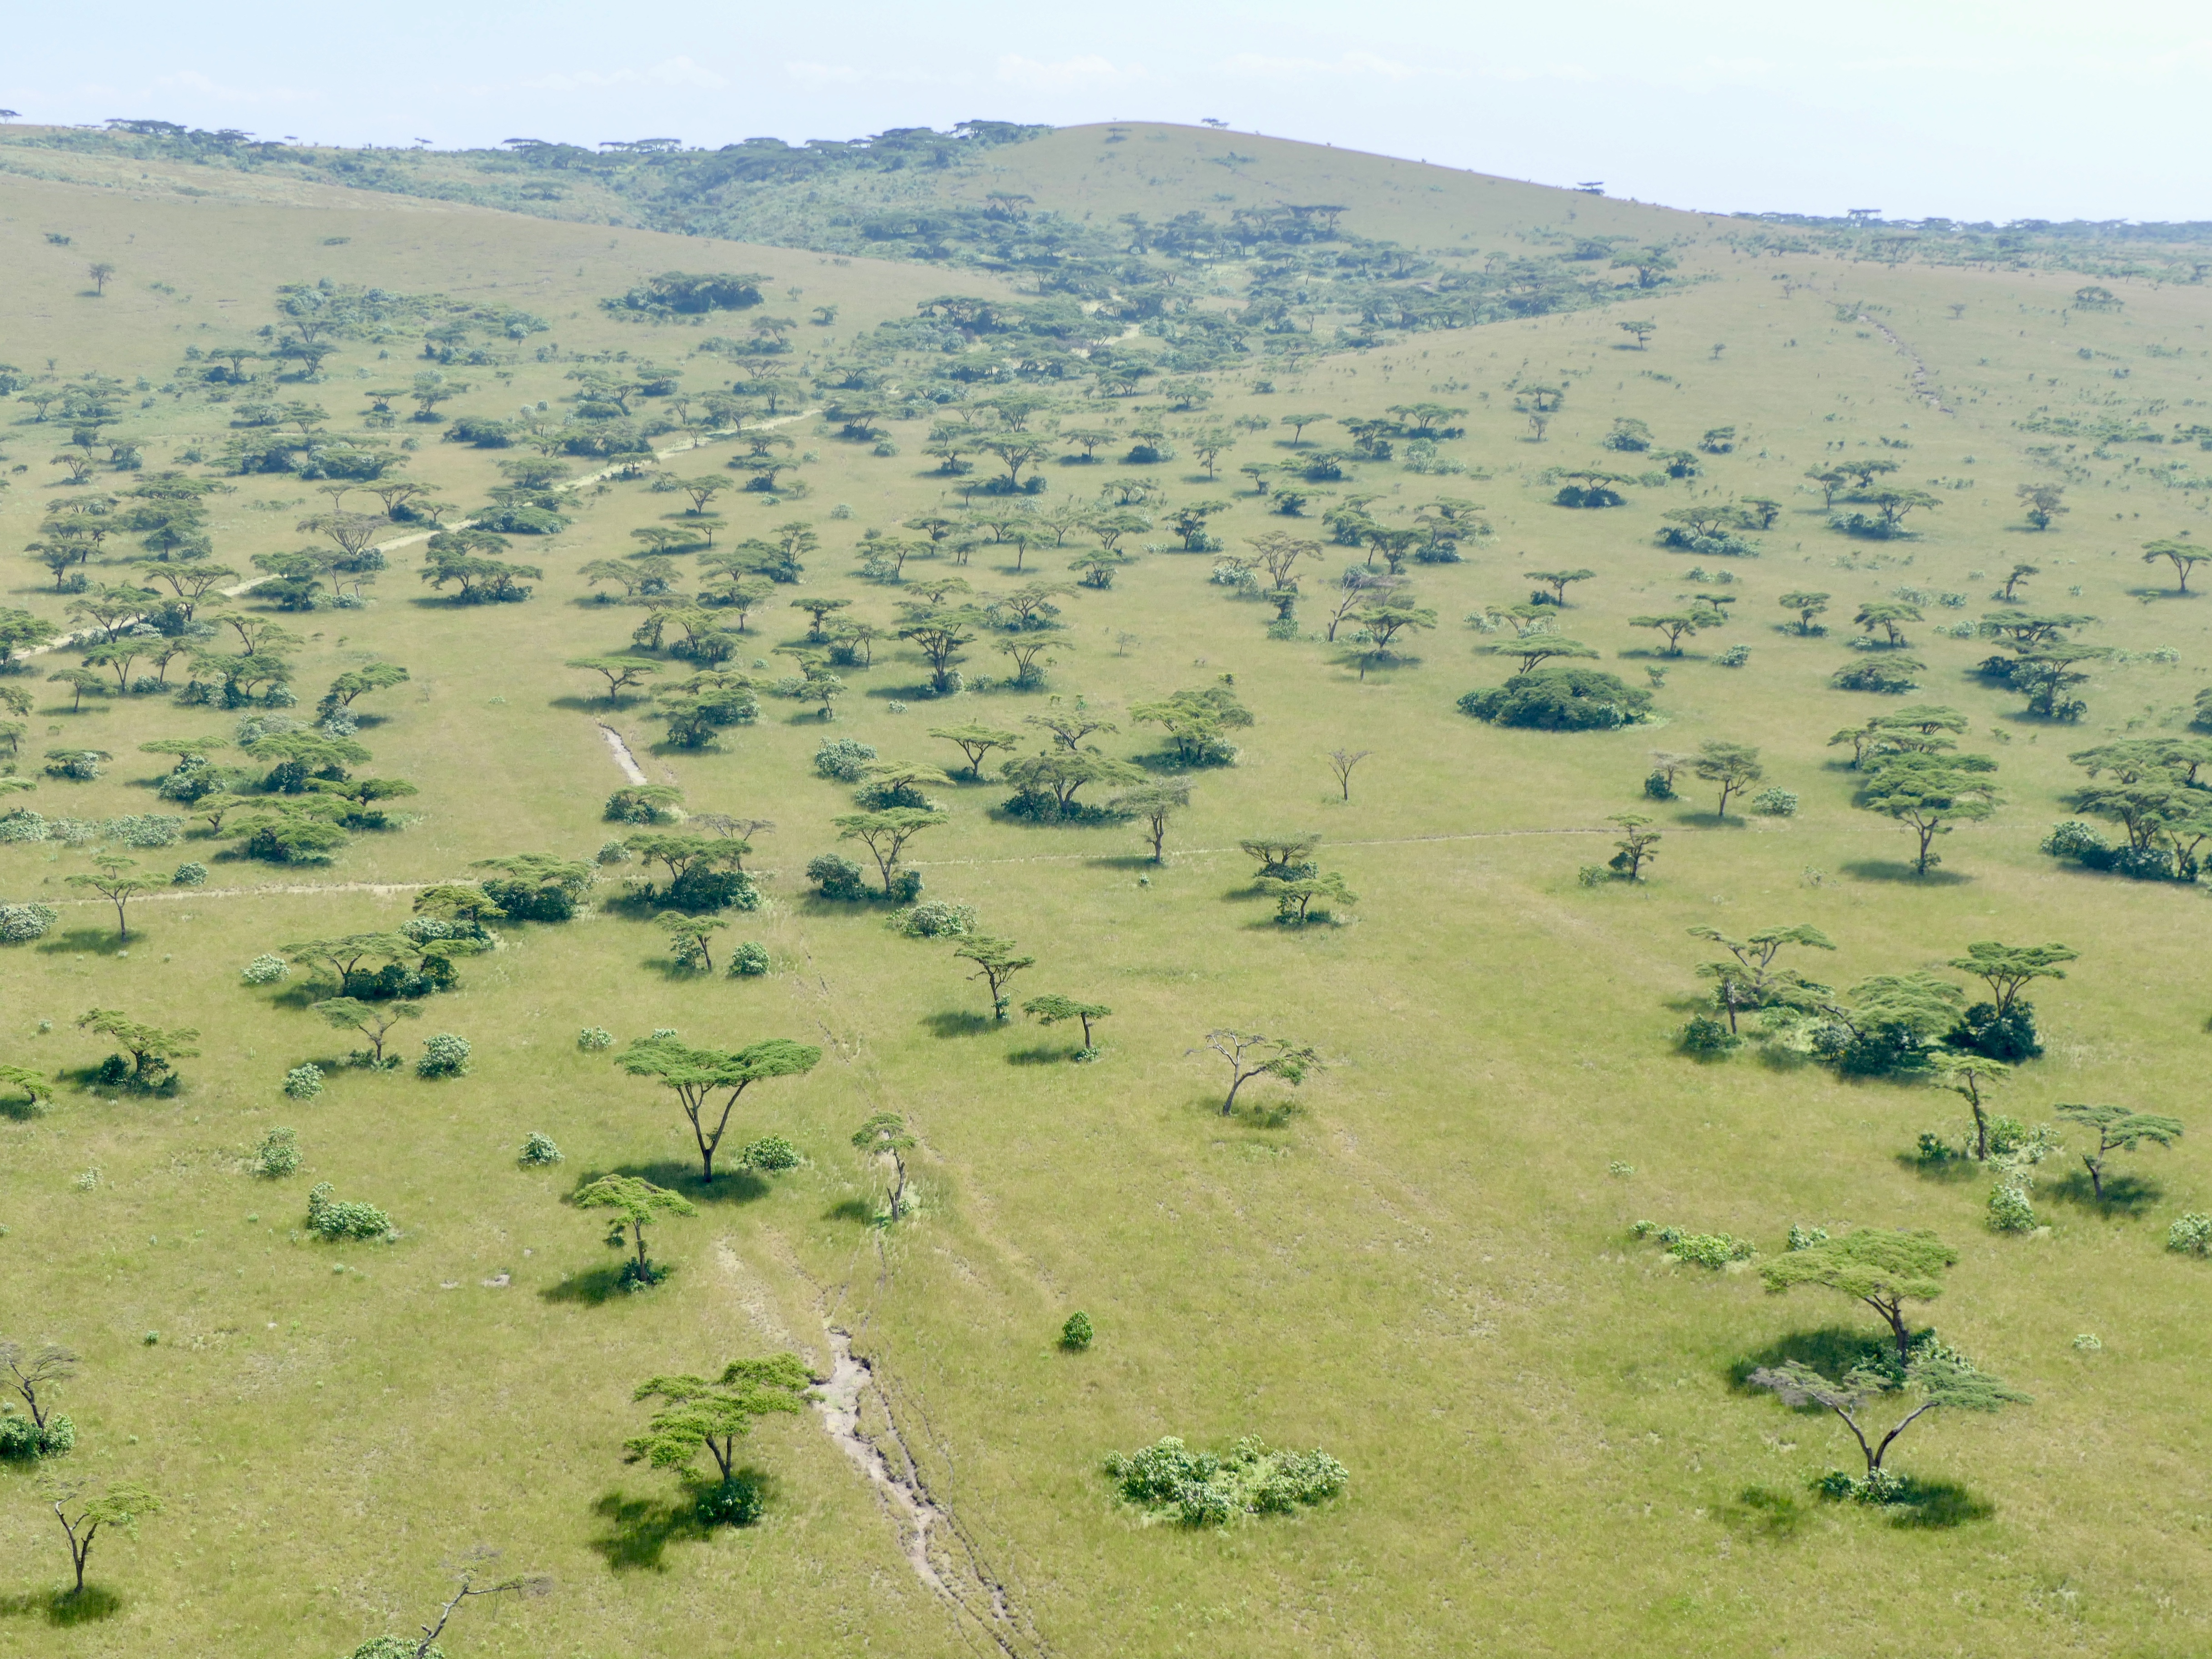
[784,61,952,90]
[523,56,726,93]
[1220,51,1426,81]
[153,68,319,106]
[995,54,1140,90]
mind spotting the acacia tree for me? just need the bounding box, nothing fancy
[3,1340,77,1446]
[44,1476,163,1596]
[1325,748,1371,802]
[568,656,660,704]
[1780,591,1830,635]
[1201,1030,1321,1116]
[371,1550,553,1659]
[852,1112,917,1220]
[615,1036,824,1181]
[2053,1103,2182,1201]
[314,997,423,1066]
[1748,1349,2028,1488]
[953,935,1035,1020]
[75,1009,198,1086]
[1759,1229,1957,1367]
[1110,781,1191,863]
[626,1355,812,1489]
[2142,538,2209,595]
[1859,755,2002,875]
[1022,994,1112,1052]
[576,1173,695,1283]
[1608,813,1662,881]
[1947,941,2076,1020]
[834,808,947,898]
[1692,741,1764,818]
[1524,568,1596,606]
[1927,1052,2010,1161]
[1688,923,1835,1030]
[928,722,1020,781]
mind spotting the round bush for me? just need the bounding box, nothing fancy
[2168,1212,2212,1256]
[1987,1182,2036,1234]
[1750,787,1798,818]
[0,903,59,944]
[417,1033,472,1078]
[577,1026,615,1051]
[282,1063,325,1101]
[1458,666,1654,731]
[256,1126,301,1178]
[813,737,878,782]
[518,1131,563,1166]
[1642,770,1675,800]
[1061,1311,1094,1350]
[1715,643,1752,668]
[729,940,770,977]
[171,861,208,886]
[740,1135,804,1171]
[696,1475,764,1527]
[806,853,870,901]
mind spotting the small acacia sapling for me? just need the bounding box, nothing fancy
[852,1112,917,1221]
[2053,1103,2182,1201]
[1201,1029,1321,1116]
[625,1353,813,1500]
[1022,994,1111,1056]
[44,1475,163,1597]
[577,1173,696,1288]
[1607,813,1661,881]
[953,935,1035,1020]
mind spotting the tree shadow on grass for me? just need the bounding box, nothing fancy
[920,1010,996,1038]
[540,1263,633,1306]
[2046,1168,2163,1217]
[1882,1478,1993,1529]
[1895,1150,1982,1185]
[33,929,131,958]
[0,1585,124,1625]
[1840,860,1972,886]
[1724,1326,1899,1393]
[823,1197,875,1224]
[1086,854,1159,871]
[1005,1044,1073,1067]
[588,1489,709,1572]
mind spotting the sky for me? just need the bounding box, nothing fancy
[3,0,2207,223]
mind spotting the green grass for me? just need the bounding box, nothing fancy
[4,124,2212,1657]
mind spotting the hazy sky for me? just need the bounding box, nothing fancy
[4,0,2206,222]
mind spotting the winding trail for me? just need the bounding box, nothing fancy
[1858,313,1954,415]
[596,723,648,785]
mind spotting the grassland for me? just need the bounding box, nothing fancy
[4,122,2212,1657]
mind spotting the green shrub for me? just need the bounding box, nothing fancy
[1061,1310,1094,1350]
[806,853,870,901]
[518,1131,563,1166]
[283,1063,325,1101]
[1716,643,1751,667]
[813,736,878,782]
[1679,1016,1739,1056]
[1642,769,1675,800]
[696,1475,764,1527]
[1105,1435,1347,1526]
[740,1135,804,1172]
[241,953,289,985]
[894,900,978,938]
[417,1033,471,1078]
[1750,787,1798,817]
[0,903,58,943]
[255,1126,301,1178]
[577,1026,615,1051]
[1458,666,1654,731]
[1669,1232,1756,1268]
[729,940,770,976]
[1786,1224,1829,1251]
[171,861,208,886]
[2168,1212,2212,1256]
[0,1409,75,1460]
[306,1181,392,1241]
[1987,1182,2037,1234]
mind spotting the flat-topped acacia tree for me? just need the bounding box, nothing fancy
[1759,1229,1957,1367]
[616,1035,823,1181]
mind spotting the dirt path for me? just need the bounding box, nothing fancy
[1857,313,1954,415]
[23,409,820,660]
[596,723,648,785]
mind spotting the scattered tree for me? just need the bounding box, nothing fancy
[625,1354,813,1486]
[576,1173,696,1286]
[615,1035,824,1182]
[1758,1228,1958,1367]
[953,935,1035,1020]
[1022,994,1112,1053]
[1110,780,1191,862]
[1694,741,1764,818]
[1201,1030,1321,1116]
[851,1112,917,1220]
[2142,538,2210,595]
[1859,755,2002,875]
[44,1475,162,1597]
[1324,748,1371,802]
[2053,1103,2182,1201]
[1748,1348,2027,1490]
